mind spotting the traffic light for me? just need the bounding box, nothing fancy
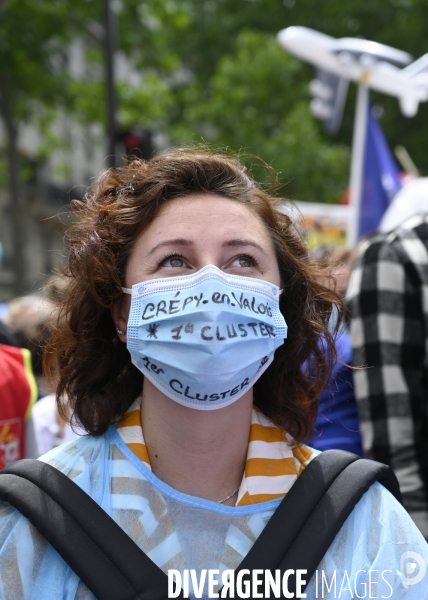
[309,68,349,135]
[117,126,153,160]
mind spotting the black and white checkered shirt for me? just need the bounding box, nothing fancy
[347,213,428,539]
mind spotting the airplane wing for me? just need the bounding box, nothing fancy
[278,26,428,117]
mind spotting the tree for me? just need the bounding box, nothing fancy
[0,0,97,293]
[117,0,428,200]
[118,1,350,201]
[3,0,428,293]
[173,30,349,203]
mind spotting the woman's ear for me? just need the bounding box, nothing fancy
[111,297,130,342]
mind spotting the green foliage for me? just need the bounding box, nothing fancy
[0,156,7,187]
[2,0,428,202]
[117,73,174,129]
[0,0,98,118]
[0,0,101,188]
[171,30,349,202]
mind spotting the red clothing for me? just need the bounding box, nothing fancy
[0,344,37,468]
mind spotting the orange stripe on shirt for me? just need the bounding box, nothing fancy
[245,457,297,478]
[116,396,317,506]
[116,410,141,429]
[238,492,286,505]
[292,444,314,465]
[127,442,151,464]
[249,423,288,444]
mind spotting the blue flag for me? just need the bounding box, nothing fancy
[359,106,402,238]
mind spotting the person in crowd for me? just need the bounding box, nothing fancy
[2,294,56,399]
[31,392,85,456]
[29,275,86,455]
[0,343,38,467]
[0,149,426,598]
[0,321,19,347]
[347,212,428,540]
[306,327,362,456]
[307,248,362,455]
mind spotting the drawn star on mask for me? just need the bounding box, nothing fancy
[146,323,159,339]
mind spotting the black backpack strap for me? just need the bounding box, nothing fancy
[0,459,175,600]
[0,452,401,600]
[228,449,401,598]
[278,453,401,595]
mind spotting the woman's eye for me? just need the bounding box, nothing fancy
[170,257,184,268]
[232,255,255,268]
[161,255,185,268]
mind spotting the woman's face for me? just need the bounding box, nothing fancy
[114,194,280,329]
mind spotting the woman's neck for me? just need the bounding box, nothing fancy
[141,379,253,506]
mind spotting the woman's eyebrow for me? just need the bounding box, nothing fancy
[146,238,194,256]
[223,239,267,256]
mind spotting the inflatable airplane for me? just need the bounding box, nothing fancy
[278,26,428,117]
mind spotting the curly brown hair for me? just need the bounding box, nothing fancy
[44,147,344,442]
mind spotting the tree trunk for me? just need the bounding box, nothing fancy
[0,77,25,296]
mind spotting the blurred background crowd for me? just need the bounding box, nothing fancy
[1,0,428,542]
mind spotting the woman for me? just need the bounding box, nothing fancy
[0,148,426,599]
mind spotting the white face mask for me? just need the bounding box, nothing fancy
[122,265,287,410]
